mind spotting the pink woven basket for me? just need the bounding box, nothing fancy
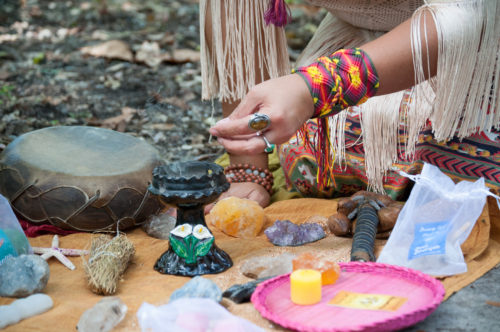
[251,262,445,332]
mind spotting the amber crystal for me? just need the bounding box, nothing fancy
[292,252,341,285]
[206,197,265,238]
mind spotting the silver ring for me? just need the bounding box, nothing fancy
[257,131,275,154]
[248,113,271,131]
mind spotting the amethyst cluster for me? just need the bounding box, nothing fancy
[264,219,325,246]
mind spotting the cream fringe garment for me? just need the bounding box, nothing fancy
[200,0,500,193]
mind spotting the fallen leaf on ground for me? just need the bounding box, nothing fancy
[101,107,138,132]
[162,49,200,63]
[486,301,500,307]
[43,96,69,106]
[162,96,189,110]
[135,41,163,68]
[149,123,175,131]
[81,40,133,62]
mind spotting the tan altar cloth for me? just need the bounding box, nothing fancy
[1,197,499,331]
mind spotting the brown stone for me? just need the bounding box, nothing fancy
[327,213,351,236]
[337,197,357,216]
[378,202,404,231]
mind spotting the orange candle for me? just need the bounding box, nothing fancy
[290,269,322,305]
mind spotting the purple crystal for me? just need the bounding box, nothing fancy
[264,220,326,246]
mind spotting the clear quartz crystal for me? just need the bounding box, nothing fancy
[77,297,127,332]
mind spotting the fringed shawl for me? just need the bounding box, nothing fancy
[359,0,500,191]
[200,0,500,192]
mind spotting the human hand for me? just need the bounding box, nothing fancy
[209,74,314,155]
[204,182,271,214]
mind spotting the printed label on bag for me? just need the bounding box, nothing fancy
[408,220,451,260]
[328,291,407,311]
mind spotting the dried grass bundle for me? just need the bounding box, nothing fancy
[83,234,135,295]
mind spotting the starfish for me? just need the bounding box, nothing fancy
[32,235,89,270]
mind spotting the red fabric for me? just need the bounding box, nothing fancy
[19,219,79,237]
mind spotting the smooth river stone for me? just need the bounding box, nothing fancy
[264,219,325,246]
[239,252,295,279]
[206,197,265,238]
[0,254,50,297]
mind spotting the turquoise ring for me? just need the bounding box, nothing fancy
[257,131,275,154]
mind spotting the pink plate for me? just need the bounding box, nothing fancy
[251,262,444,332]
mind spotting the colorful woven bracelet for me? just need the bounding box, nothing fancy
[224,164,274,195]
[293,48,379,118]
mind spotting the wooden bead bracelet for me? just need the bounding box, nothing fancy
[224,164,274,195]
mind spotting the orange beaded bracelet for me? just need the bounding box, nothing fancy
[224,164,274,195]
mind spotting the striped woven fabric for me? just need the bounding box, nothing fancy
[279,107,500,200]
[293,48,379,118]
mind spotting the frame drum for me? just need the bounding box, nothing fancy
[0,126,162,232]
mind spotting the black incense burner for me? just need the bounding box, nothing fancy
[148,161,232,276]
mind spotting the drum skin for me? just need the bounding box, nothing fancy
[0,126,163,232]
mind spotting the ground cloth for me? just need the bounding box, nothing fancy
[1,197,499,331]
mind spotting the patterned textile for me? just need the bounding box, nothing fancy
[291,48,380,189]
[293,48,379,118]
[279,106,500,200]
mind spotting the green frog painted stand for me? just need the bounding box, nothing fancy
[148,161,232,276]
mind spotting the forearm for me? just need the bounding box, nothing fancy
[293,8,438,119]
[360,9,438,95]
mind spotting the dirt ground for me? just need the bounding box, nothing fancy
[0,0,324,161]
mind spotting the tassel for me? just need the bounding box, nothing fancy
[264,0,291,27]
[298,118,335,191]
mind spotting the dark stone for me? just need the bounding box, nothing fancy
[222,277,274,304]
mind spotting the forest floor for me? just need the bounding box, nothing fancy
[0,0,324,161]
[1,1,500,331]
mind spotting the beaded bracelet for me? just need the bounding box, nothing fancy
[224,164,274,195]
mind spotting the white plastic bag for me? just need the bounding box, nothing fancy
[377,163,498,276]
[137,298,264,332]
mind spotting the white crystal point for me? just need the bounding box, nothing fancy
[76,297,127,332]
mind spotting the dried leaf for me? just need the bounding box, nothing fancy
[162,96,189,110]
[43,96,68,106]
[101,107,138,132]
[486,301,500,307]
[135,41,162,68]
[149,123,175,131]
[81,40,133,62]
[162,49,200,63]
